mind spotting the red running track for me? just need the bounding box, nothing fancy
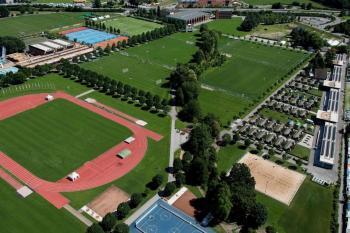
[0,92,163,208]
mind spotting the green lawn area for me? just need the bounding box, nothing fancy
[0,12,86,37]
[217,144,247,172]
[259,108,309,124]
[206,18,247,36]
[251,23,296,40]
[63,91,171,208]
[290,144,311,160]
[0,73,90,100]
[81,32,197,99]
[296,22,342,40]
[200,38,309,122]
[0,179,86,233]
[257,179,333,233]
[103,16,163,36]
[0,98,131,181]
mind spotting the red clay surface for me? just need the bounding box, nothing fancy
[60,26,88,35]
[0,167,22,190]
[172,190,197,218]
[0,92,162,208]
[94,36,128,49]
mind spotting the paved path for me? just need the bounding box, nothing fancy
[124,194,160,225]
[75,89,95,99]
[64,204,93,227]
[168,106,177,182]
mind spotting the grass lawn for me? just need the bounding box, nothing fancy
[259,108,309,124]
[103,16,163,36]
[0,12,86,37]
[257,179,333,233]
[0,98,131,181]
[290,144,311,160]
[63,91,171,208]
[296,22,342,40]
[200,38,309,122]
[206,18,247,36]
[217,144,247,172]
[0,178,86,233]
[81,33,197,98]
[251,23,296,40]
[0,73,90,100]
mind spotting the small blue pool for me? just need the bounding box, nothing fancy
[0,66,19,76]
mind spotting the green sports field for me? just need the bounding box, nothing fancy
[206,18,248,36]
[200,38,309,122]
[0,98,131,181]
[0,75,170,232]
[64,90,171,208]
[0,179,86,233]
[258,179,333,233]
[81,32,197,98]
[103,16,163,36]
[0,12,85,37]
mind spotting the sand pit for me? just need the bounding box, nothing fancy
[86,185,129,218]
[239,153,305,205]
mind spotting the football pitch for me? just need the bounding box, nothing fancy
[81,33,197,98]
[103,16,163,36]
[200,38,310,122]
[206,18,248,36]
[0,98,131,181]
[0,12,86,37]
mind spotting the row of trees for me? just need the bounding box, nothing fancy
[290,27,324,50]
[171,114,268,231]
[57,61,170,114]
[239,12,296,31]
[333,19,350,36]
[0,6,10,18]
[312,50,335,69]
[0,64,52,88]
[170,25,226,122]
[0,36,26,54]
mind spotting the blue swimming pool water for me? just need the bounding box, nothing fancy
[0,66,19,76]
[66,29,117,45]
[130,199,214,233]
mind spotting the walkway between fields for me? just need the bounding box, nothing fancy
[64,204,93,227]
[75,89,95,99]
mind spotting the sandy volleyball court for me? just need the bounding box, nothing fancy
[239,153,305,205]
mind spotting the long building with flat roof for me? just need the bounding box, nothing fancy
[167,11,210,25]
[319,122,337,165]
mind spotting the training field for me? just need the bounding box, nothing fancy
[239,153,305,205]
[200,38,309,121]
[81,33,197,98]
[0,98,131,181]
[0,12,85,37]
[103,16,163,36]
[207,18,248,36]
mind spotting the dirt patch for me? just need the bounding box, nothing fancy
[172,190,197,217]
[239,153,305,205]
[87,185,129,217]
